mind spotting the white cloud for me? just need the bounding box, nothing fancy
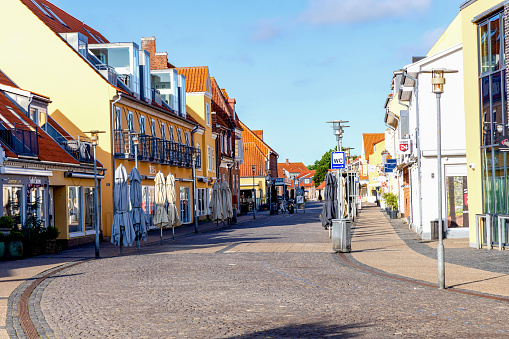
[300,0,433,25]
[251,19,282,41]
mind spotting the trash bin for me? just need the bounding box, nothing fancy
[332,219,351,253]
[430,220,446,240]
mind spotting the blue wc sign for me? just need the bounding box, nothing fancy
[331,151,345,169]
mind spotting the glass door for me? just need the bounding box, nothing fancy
[446,176,468,228]
[180,187,190,224]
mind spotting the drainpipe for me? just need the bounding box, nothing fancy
[403,70,423,236]
[110,93,122,237]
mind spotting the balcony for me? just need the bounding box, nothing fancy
[0,123,39,157]
[114,130,196,168]
[57,136,94,164]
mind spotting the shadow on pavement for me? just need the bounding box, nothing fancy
[226,321,368,338]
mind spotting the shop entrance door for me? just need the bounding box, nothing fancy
[446,176,468,228]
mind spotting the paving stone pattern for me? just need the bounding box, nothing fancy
[28,203,509,337]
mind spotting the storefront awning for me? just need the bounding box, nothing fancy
[2,167,52,177]
[65,172,104,179]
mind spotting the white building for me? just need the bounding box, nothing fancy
[388,43,467,240]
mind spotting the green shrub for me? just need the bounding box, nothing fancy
[0,216,14,229]
[0,232,5,242]
[383,192,399,210]
[44,226,60,240]
[8,231,24,242]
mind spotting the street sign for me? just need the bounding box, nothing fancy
[331,151,345,169]
[398,140,411,155]
[296,188,304,196]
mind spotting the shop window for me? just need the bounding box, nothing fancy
[142,185,155,227]
[84,187,96,233]
[180,187,190,223]
[3,186,22,229]
[28,186,45,224]
[68,186,82,234]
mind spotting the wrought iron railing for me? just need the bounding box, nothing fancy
[114,130,196,168]
[0,123,39,157]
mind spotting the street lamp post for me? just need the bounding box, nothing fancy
[425,68,457,289]
[192,152,198,233]
[327,121,349,220]
[85,130,105,259]
[131,133,139,169]
[252,165,256,219]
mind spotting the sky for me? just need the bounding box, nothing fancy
[50,0,465,166]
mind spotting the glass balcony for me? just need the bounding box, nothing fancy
[0,123,39,157]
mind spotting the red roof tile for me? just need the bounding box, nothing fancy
[239,120,277,157]
[0,70,17,87]
[240,142,267,177]
[20,0,109,44]
[278,161,308,178]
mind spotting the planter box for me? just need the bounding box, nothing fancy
[7,241,23,259]
[389,210,398,219]
[44,239,57,254]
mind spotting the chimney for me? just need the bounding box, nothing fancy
[228,98,236,116]
[141,37,155,56]
[286,159,290,165]
[141,37,169,70]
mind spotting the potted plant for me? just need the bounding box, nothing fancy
[0,232,5,258]
[43,226,60,254]
[7,231,23,259]
[0,215,14,230]
[22,197,44,257]
[384,193,399,219]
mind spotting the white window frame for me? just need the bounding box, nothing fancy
[212,147,215,172]
[185,131,190,146]
[161,123,166,140]
[127,111,134,132]
[178,129,183,144]
[151,119,157,137]
[169,125,175,143]
[208,146,211,170]
[196,143,201,169]
[139,115,146,134]
[206,102,210,126]
[114,106,122,130]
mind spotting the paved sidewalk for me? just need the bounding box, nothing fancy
[0,209,269,339]
[349,203,509,298]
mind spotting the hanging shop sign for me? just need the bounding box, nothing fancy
[398,139,411,155]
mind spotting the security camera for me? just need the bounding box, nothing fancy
[468,163,475,170]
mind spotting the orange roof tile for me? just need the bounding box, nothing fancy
[278,161,308,178]
[240,142,267,177]
[239,120,277,157]
[177,66,209,93]
[20,0,109,44]
[363,133,385,162]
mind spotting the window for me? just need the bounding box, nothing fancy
[30,108,39,125]
[180,187,191,224]
[185,131,190,146]
[178,129,183,144]
[114,106,122,130]
[127,111,134,131]
[68,186,82,234]
[3,186,22,228]
[206,102,210,126]
[212,147,215,172]
[139,115,146,134]
[169,126,175,143]
[84,187,96,233]
[208,146,211,170]
[142,185,155,227]
[42,3,69,28]
[197,188,209,216]
[161,123,166,140]
[30,0,52,18]
[196,143,201,168]
[151,119,157,137]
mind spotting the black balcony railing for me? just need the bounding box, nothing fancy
[0,123,39,157]
[114,130,196,168]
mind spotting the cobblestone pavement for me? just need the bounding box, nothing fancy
[33,203,509,338]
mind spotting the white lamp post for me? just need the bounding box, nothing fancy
[85,130,105,259]
[252,165,256,219]
[423,68,457,289]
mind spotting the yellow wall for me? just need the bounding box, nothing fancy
[369,140,385,186]
[240,177,266,201]
[459,0,502,245]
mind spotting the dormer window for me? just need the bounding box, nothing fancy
[30,0,52,18]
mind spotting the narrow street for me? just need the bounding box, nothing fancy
[18,202,508,338]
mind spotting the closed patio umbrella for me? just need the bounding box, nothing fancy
[153,171,169,244]
[220,181,233,223]
[111,164,136,253]
[320,171,337,230]
[209,181,223,226]
[129,167,147,249]
[166,173,179,239]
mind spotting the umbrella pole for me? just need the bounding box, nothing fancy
[160,228,163,245]
[137,239,140,250]
[172,225,175,240]
[120,233,123,255]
